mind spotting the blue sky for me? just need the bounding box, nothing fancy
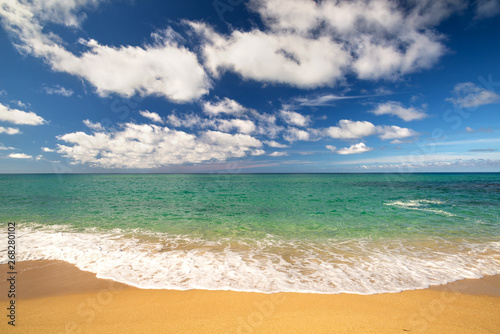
[0,0,499,173]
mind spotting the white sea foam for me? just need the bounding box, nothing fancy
[384,199,456,217]
[1,223,499,294]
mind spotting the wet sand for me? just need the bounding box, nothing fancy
[1,260,499,333]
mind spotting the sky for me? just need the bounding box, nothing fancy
[0,0,499,173]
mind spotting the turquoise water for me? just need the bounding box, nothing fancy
[1,173,499,293]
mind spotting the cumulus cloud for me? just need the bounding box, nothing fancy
[376,125,417,140]
[447,82,500,108]
[202,97,250,116]
[0,127,20,135]
[327,142,373,155]
[8,153,32,159]
[41,147,55,152]
[325,145,337,151]
[83,119,105,131]
[325,120,377,139]
[324,119,417,141]
[0,1,210,102]
[0,0,486,103]
[192,22,349,88]
[0,102,46,125]
[56,122,263,168]
[280,110,311,127]
[190,0,461,88]
[43,85,74,97]
[283,127,310,142]
[251,149,266,156]
[216,119,256,134]
[251,112,284,139]
[139,110,163,124]
[371,101,428,121]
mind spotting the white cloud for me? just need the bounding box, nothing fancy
[325,120,377,139]
[351,33,444,80]
[280,110,311,127]
[167,113,203,128]
[0,1,210,103]
[139,110,163,124]
[191,0,458,88]
[447,82,500,108]
[0,0,470,104]
[167,111,259,135]
[0,143,15,150]
[69,37,210,102]
[475,0,500,19]
[56,122,263,168]
[251,149,266,156]
[202,98,249,116]
[192,22,349,88]
[283,127,310,142]
[325,145,337,152]
[269,151,288,157]
[203,130,261,147]
[327,142,373,155]
[43,85,74,97]
[265,140,289,148]
[376,125,418,140]
[8,153,32,159]
[216,119,256,134]
[0,102,46,125]
[251,112,284,139]
[0,127,21,135]
[325,119,417,141]
[465,126,475,133]
[83,119,104,131]
[41,147,55,152]
[371,101,428,121]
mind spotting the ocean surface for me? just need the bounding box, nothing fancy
[1,173,499,294]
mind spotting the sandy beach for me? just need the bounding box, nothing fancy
[1,260,499,333]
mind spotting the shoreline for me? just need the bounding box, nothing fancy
[1,260,499,333]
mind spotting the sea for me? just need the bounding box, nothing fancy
[1,173,499,294]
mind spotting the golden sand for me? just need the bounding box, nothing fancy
[1,260,499,333]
